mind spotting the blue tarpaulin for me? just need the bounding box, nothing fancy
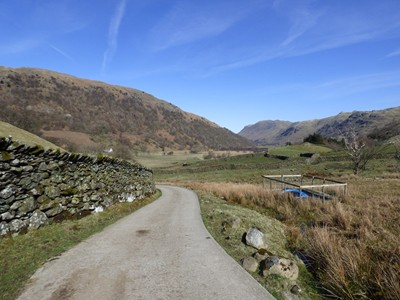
[282,188,309,199]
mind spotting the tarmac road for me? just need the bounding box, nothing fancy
[17,185,274,300]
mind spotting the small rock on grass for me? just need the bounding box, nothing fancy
[241,256,259,273]
[221,217,242,232]
[253,248,270,262]
[230,217,241,229]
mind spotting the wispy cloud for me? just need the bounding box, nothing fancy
[207,1,400,75]
[47,43,75,63]
[243,70,400,120]
[260,71,400,101]
[277,0,324,47]
[0,39,41,55]
[102,0,128,74]
[387,48,400,58]
[311,71,400,98]
[150,2,262,51]
[0,1,88,58]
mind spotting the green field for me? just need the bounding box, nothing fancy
[153,143,397,183]
[135,150,253,169]
[268,143,332,156]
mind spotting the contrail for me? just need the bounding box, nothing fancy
[47,43,75,63]
[102,0,127,74]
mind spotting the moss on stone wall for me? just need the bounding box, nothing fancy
[0,137,155,237]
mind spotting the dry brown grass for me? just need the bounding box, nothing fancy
[175,177,400,299]
[41,130,97,147]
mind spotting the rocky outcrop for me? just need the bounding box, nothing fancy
[0,137,155,237]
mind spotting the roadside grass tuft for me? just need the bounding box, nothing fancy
[0,190,160,300]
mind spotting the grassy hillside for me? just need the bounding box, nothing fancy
[239,120,292,143]
[0,67,253,157]
[0,120,60,150]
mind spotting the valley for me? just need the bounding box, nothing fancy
[1,66,399,299]
[2,1,400,299]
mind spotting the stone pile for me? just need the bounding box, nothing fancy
[0,137,155,237]
[241,227,301,300]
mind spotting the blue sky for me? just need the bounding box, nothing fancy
[1,0,400,133]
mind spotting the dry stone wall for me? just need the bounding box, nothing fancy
[0,137,155,237]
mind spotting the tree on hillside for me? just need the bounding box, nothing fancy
[341,127,379,175]
[303,133,324,144]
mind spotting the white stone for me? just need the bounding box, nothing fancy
[0,222,10,236]
[245,227,268,250]
[29,210,49,229]
[94,206,104,213]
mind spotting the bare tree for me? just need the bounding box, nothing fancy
[391,137,400,167]
[341,127,378,175]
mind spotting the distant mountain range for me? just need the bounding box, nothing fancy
[239,107,400,145]
[0,67,253,156]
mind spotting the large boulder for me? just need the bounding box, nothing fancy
[245,227,268,250]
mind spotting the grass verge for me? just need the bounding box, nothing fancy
[197,189,320,299]
[174,181,400,299]
[0,190,161,300]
